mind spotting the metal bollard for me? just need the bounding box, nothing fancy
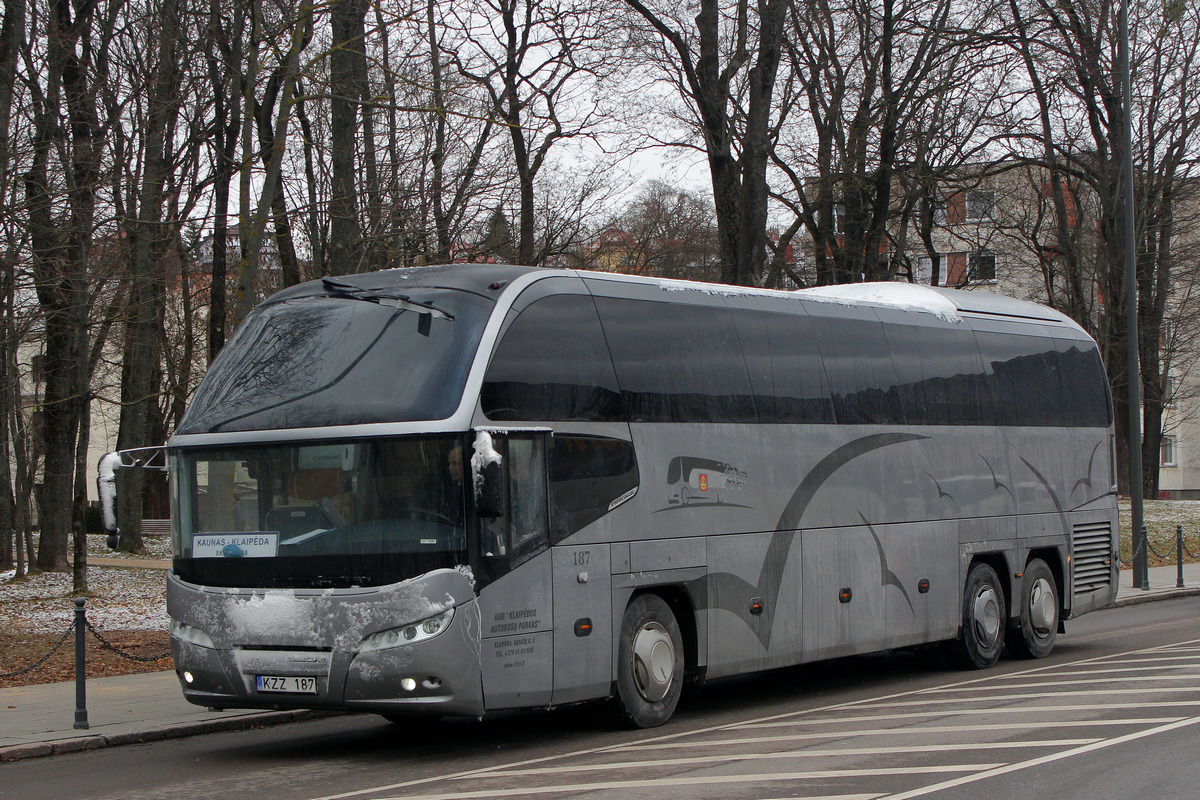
[1138,524,1150,590]
[1178,524,1185,589]
[74,598,89,730]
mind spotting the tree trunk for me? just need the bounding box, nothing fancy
[116,0,184,555]
[328,0,366,275]
[30,0,101,571]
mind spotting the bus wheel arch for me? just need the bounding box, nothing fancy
[952,560,1007,669]
[614,592,686,728]
[1005,557,1060,659]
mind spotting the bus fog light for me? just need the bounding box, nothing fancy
[361,608,456,652]
[401,677,417,692]
[183,671,195,684]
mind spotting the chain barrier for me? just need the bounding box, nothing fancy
[82,618,171,663]
[1118,534,1146,567]
[1183,537,1200,561]
[1146,536,1173,560]
[1119,524,1198,572]
[0,620,77,679]
[2,608,171,682]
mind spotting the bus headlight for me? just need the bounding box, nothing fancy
[170,619,215,649]
[361,608,455,652]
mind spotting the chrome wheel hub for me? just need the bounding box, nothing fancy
[1029,577,1056,637]
[972,585,1002,645]
[632,621,675,702]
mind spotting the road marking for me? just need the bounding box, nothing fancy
[737,702,1200,728]
[925,674,1200,691]
[304,638,1200,800]
[872,687,1200,703]
[620,719,1179,751]
[875,715,1200,800]
[944,664,1197,679]
[1080,654,1200,665]
[477,740,1101,777]
[371,765,1006,800]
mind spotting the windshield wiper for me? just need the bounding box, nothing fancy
[321,277,455,321]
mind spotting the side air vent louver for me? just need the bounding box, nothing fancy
[1073,521,1114,595]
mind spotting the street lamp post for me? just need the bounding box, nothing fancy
[1120,0,1148,590]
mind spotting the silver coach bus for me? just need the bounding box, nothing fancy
[113,265,1118,728]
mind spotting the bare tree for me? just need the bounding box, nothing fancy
[777,0,1006,285]
[596,180,721,280]
[113,0,188,555]
[447,0,621,266]
[26,0,113,572]
[231,0,312,325]
[624,0,790,286]
[328,0,368,275]
[0,0,23,572]
[1003,0,1200,496]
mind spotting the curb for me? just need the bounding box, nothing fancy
[0,709,345,763]
[1108,586,1200,608]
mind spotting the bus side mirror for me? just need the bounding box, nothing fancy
[475,460,504,519]
[97,452,122,549]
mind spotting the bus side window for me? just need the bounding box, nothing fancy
[549,436,639,541]
[507,437,549,564]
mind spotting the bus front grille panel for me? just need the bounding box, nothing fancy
[1072,521,1113,594]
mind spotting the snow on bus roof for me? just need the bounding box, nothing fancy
[796,282,962,323]
[655,277,794,301]
[610,273,967,323]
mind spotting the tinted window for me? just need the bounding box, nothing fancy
[178,291,492,434]
[1055,338,1112,427]
[482,294,623,422]
[594,298,756,423]
[730,309,834,423]
[810,316,905,425]
[885,324,989,425]
[975,331,1067,426]
[549,436,639,540]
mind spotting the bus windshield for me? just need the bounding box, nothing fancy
[176,288,493,434]
[171,436,468,589]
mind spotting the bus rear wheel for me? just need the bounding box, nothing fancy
[952,562,1005,669]
[615,594,684,728]
[1005,558,1059,659]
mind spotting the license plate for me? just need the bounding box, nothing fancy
[256,675,318,694]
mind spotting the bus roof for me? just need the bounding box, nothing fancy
[266,265,1074,330]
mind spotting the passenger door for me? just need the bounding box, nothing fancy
[478,434,555,709]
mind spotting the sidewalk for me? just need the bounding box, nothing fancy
[3,562,1199,763]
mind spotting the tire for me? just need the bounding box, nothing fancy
[615,594,684,728]
[951,562,1006,669]
[1005,558,1059,659]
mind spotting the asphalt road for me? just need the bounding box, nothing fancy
[5,596,1199,800]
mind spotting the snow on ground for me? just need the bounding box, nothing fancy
[1,535,170,634]
[0,566,168,633]
[86,533,173,560]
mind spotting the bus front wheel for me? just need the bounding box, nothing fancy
[952,562,1005,669]
[1005,558,1058,659]
[615,594,684,728]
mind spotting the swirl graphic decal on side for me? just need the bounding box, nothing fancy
[709,432,928,649]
